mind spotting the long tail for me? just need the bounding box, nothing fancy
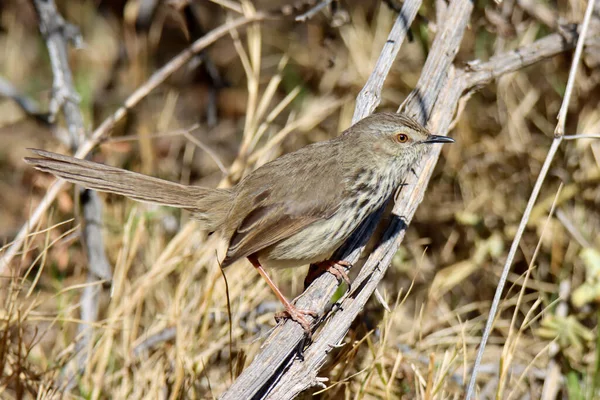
[25,149,232,231]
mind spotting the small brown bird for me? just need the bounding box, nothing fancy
[25,112,453,333]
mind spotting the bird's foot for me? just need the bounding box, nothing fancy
[274,305,317,335]
[304,260,352,289]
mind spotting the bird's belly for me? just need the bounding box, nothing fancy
[256,168,396,269]
[256,204,372,269]
[256,220,343,268]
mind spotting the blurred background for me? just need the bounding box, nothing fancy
[1,0,600,398]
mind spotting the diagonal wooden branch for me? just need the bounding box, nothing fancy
[265,1,474,397]
[220,0,472,398]
[0,12,266,275]
[222,1,600,398]
[400,0,473,125]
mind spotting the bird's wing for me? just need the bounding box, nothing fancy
[221,140,347,266]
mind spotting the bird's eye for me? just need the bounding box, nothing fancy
[396,133,409,143]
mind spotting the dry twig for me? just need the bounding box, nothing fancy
[0,76,50,124]
[31,0,111,388]
[295,0,334,22]
[352,0,422,123]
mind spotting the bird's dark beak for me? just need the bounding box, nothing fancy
[424,135,455,144]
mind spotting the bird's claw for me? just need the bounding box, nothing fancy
[274,306,317,335]
[304,260,352,290]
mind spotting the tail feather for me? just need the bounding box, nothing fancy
[25,149,232,231]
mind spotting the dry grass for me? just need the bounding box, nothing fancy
[1,0,600,399]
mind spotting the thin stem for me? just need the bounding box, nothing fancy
[466,0,596,397]
[563,134,600,140]
[466,137,563,399]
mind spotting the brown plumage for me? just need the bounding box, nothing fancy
[25,112,454,333]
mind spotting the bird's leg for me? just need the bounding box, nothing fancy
[304,260,352,290]
[248,256,317,334]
